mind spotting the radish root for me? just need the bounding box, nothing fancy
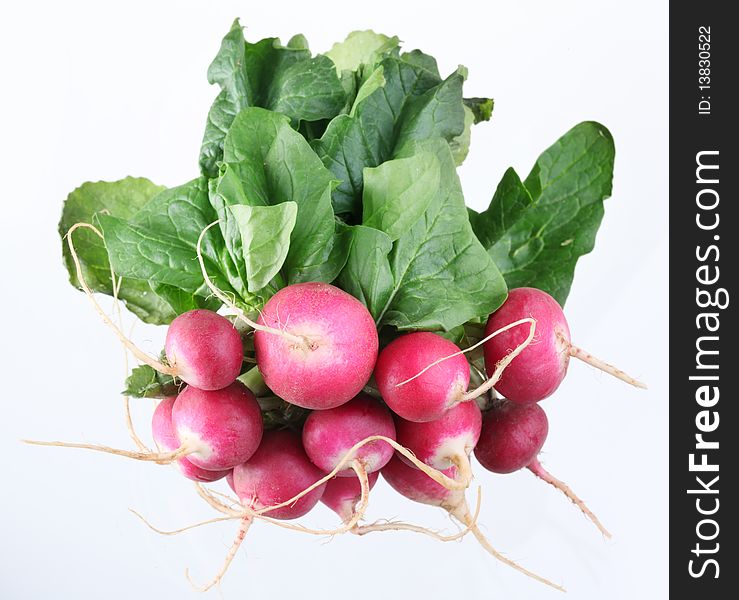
[528,458,612,539]
[450,453,474,487]
[396,317,537,388]
[23,439,192,464]
[356,486,483,541]
[568,343,647,389]
[130,509,236,536]
[251,436,464,522]
[65,223,177,377]
[186,515,252,593]
[450,501,566,592]
[461,318,536,401]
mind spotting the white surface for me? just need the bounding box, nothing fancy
[0,1,668,599]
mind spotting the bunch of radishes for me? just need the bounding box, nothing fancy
[107,280,642,591]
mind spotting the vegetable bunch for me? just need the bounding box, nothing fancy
[51,20,636,593]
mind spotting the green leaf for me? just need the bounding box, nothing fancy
[223,107,349,284]
[325,30,400,74]
[97,177,249,306]
[362,152,440,241]
[58,177,185,325]
[123,364,179,398]
[469,122,615,305]
[349,66,384,117]
[336,226,393,321]
[464,97,494,124]
[400,50,440,78]
[374,139,507,331]
[265,54,347,125]
[150,282,220,315]
[199,20,346,177]
[313,58,465,218]
[449,105,475,165]
[96,214,208,292]
[229,202,298,292]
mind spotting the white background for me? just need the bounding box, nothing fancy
[0,1,668,598]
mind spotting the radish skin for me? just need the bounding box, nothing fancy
[394,400,482,486]
[233,430,327,520]
[165,309,243,391]
[302,394,396,476]
[172,382,263,471]
[152,398,230,482]
[484,287,645,403]
[255,283,379,410]
[375,332,470,422]
[321,471,380,523]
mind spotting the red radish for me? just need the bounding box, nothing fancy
[226,470,235,493]
[254,283,379,410]
[171,382,263,471]
[232,430,327,520]
[321,471,380,523]
[382,453,462,509]
[395,400,481,485]
[381,454,563,591]
[475,400,610,537]
[165,309,243,391]
[151,398,229,482]
[474,401,548,474]
[484,287,645,403]
[302,394,396,476]
[375,332,470,422]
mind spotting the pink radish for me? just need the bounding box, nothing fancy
[171,382,263,471]
[302,394,395,528]
[254,283,379,410]
[165,309,243,390]
[302,394,396,476]
[375,332,470,422]
[321,471,380,523]
[381,454,563,591]
[484,287,645,403]
[394,400,481,485]
[475,400,610,537]
[382,453,462,509]
[374,319,536,423]
[232,430,327,520]
[151,398,229,482]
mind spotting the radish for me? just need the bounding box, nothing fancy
[171,382,263,471]
[254,282,379,410]
[232,429,327,520]
[375,332,470,422]
[374,319,536,423]
[382,454,563,591]
[394,400,482,486]
[475,399,610,537]
[321,471,380,523]
[302,394,396,476]
[302,394,395,528]
[151,398,229,482]
[484,287,646,403]
[165,309,243,391]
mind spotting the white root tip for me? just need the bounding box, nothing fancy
[528,459,612,539]
[451,500,566,592]
[22,439,190,464]
[186,515,252,593]
[568,343,647,390]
